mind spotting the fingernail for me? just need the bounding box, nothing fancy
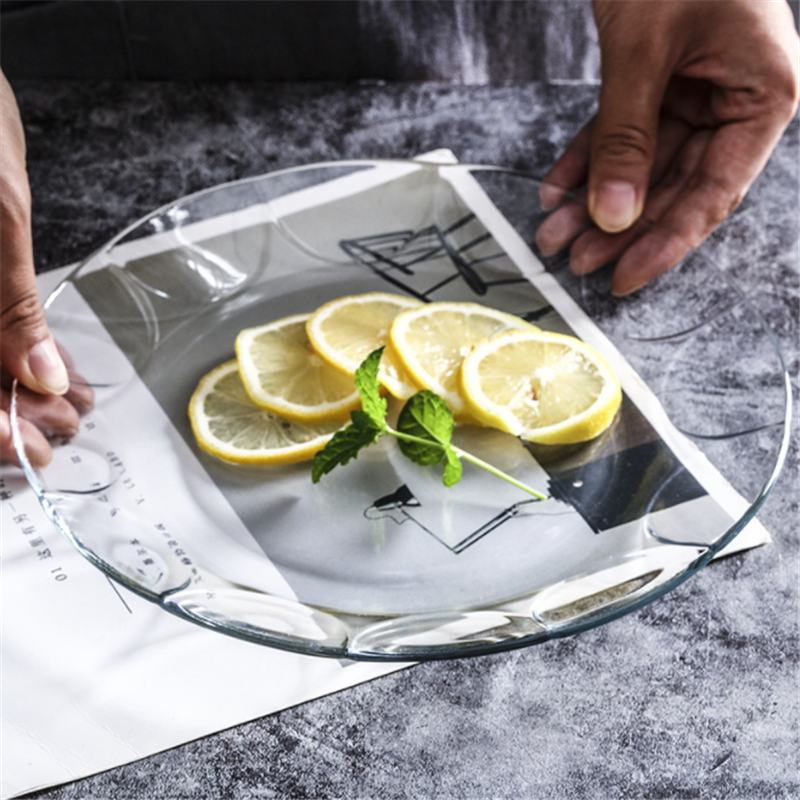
[65,381,95,415]
[590,181,638,233]
[536,206,589,256]
[28,338,70,395]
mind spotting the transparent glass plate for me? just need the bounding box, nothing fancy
[12,159,791,660]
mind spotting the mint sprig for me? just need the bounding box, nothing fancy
[312,348,546,501]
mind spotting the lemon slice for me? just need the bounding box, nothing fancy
[236,313,360,423]
[459,329,622,444]
[188,361,345,464]
[389,301,536,417]
[306,292,423,399]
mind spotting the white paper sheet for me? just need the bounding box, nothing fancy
[0,153,770,798]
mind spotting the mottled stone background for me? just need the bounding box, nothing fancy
[2,2,799,798]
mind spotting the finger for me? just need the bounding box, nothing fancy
[611,228,695,297]
[1,357,93,415]
[0,257,69,396]
[535,196,592,256]
[569,226,639,277]
[0,73,69,397]
[64,380,95,416]
[540,120,593,210]
[540,115,694,270]
[540,101,690,218]
[0,409,52,468]
[588,20,674,233]
[571,126,712,276]
[611,118,784,295]
[3,385,80,438]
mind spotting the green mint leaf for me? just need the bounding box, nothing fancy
[311,421,382,483]
[395,391,460,485]
[442,448,463,487]
[396,391,455,455]
[354,348,387,428]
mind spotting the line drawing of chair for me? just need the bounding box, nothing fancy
[340,213,549,314]
[364,483,551,555]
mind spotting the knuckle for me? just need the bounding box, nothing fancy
[751,69,800,122]
[678,173,745,248]
[722,187,746,220]
[594,123,654,166]
[702,176,744,223]
[746,45,800,120]
[0,288,45,339]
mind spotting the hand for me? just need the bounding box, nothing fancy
[1,70,91,467]
[536,0,800,295]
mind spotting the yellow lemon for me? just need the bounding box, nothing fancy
[389,301,536,418]
[459,329,622,444]
[306,292,422,399]
[236,313,360,423]
[188,361,346,465]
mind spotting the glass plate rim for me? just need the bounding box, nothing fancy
[11,157,793,661]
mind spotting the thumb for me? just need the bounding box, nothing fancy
[1,68,69,397]
[589,7,673,233]
[1,221,69,397]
